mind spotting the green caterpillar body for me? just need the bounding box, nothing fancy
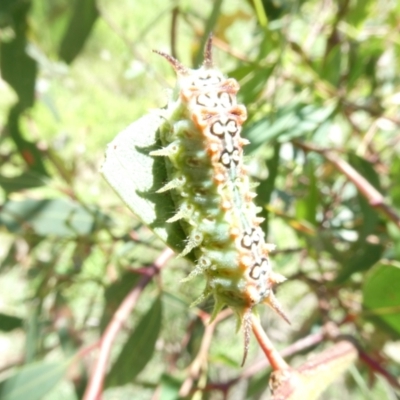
[151,38,288,358]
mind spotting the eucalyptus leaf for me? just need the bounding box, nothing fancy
[101,112,188,255]
[0,198,110,237]
[159,374,182,400]
[363,262,400,335]
[106,296,162,387]
[0,361,69,400]
[0,172,46,193]
[58,0,98,64]
[0,313,23,332]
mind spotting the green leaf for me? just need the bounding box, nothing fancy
[106,296,163,387]
[0,313,23,332]
[244,103,335,153]
[6,105,48,176]
[336,242,384,283]
[0,361,69,400]
[0,1,48,175]
[348,153,382,193]
[346,0,374,27]
[0,198,110,237]
[101,112,188,256]
[100,272,142,331]
[295,158,318,226]
[363,261,400,335]
[389,157,400,209]
[58,0,98,63]
[234,65,274,105]
[256,143,280,237]
[0,171,46,193]
[320,45,341,87]
[0,241,18,272]
[25,305,40,363]
[0,2,36,109]
[193,0,223,66]
[159,374,182,400]
[246,370,269,398]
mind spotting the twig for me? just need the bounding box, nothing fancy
[243,329,325,381]
[251,314,290,371]
[83,247,174,400]
[294,141,400,228]
[359,349,400,390]
[179,308,232,397]
[204,326,325,394]
[170,6,179,59]
[270,340,358,400]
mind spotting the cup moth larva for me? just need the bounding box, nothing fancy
[150,36,289,362]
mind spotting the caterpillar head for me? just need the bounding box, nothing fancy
[153,35,225,90]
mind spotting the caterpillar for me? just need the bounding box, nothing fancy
[150,36,289,362]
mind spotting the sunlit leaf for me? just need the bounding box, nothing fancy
[244,103,335,152]
[101,112,188,256]
[0,361,69,400]
[58,0,98,63]
[0,198,110,236]
[159,374,182,400]
[363,262,400,335]
[0,172,46,193]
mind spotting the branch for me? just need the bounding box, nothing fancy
[251,314,290,371]
[294,141,400,228]
[83,247,174,400]
[179,309,232,397]
[359,349,400,390]
[270,340,358,400]
[204,326,325,394]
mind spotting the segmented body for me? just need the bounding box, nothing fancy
[151,38,288,360]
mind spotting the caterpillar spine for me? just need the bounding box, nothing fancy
[151,37,289,363]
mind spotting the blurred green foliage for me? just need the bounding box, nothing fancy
[0,0,399,399]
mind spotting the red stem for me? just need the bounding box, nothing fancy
[251,314,289,371]
[294,141,400,228]
[83,248,174,400]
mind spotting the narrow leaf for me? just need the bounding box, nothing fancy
[0,198,110,237]
[337,242,384,283]
[58,0,98,63]
[159,374,182,400]
[0,2,36,109]
[0,361,69,400]
[106,296,162,387]
[100,272,141,331]
[0,172,46,193]
[363,262,400,335]
[0,313,23,332]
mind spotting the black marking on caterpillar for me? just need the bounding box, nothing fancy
[151,36,289,364]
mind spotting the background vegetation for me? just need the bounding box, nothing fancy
[0,0,399,399]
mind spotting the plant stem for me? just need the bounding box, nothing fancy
[294,141,400,228]
[83,247,174,400]
[251,314,289,371]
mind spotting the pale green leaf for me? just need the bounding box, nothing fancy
[101,112,188,255]
[0,361,69,400]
